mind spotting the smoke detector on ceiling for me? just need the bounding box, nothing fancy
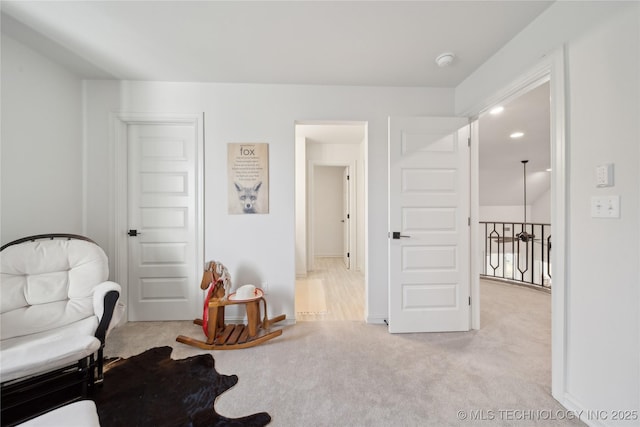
[435,52,455,67]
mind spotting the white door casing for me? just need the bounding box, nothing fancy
[343,166,350,269]
[113,113,204,322]
[459,51,566,399]
[388,116,470,333]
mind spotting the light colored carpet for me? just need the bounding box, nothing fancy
[295,278,328,314]
[104,280,584,426]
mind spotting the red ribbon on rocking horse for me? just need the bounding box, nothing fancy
[200,261,228,338]
[176,261,286,350]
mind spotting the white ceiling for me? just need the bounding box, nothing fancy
[1,0,552,87]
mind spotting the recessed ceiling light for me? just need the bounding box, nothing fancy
[546,168,552,172]
[510,132,524,139]
[490,106,504,115]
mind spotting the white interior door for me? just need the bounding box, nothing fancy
[127,123,199,321]
[343,167,350,269]
[388,116,470,333]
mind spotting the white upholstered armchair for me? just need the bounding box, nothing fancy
[0,234,124,424]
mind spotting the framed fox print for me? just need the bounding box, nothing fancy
[227,143,269,214]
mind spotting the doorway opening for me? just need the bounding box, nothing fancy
[467,51,566,398]
[112,113,204,322]
[478,81,552,289]
[311,165,351,268]
[477,79,554,391]
[294,121,367,321]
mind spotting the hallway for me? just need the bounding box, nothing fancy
[295,257,364,321]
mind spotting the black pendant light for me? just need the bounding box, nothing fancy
[516,160,535,242]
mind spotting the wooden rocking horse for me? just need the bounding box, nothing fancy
[176,261,286,350]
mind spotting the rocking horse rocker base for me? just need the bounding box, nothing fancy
[176,297,286,350]
[176,262,285,350]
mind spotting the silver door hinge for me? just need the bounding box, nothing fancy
[468,217,471,226]
[469,296,471,306]
[468,137,471,147]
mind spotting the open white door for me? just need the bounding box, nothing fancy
[388,117,470,333]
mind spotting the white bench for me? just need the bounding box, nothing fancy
[17,401,100,427]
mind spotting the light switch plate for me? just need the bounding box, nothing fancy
[591,195,620,218]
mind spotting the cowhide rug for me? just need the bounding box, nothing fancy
[93,346,271,427]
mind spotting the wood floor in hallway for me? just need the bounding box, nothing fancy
[295,257,364,321]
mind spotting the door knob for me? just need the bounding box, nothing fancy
[392,232,410,239]
[128,229,140,237]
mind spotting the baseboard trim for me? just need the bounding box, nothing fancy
[366,315,388,325]
[561,392,610,427]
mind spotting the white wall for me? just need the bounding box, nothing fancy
[457,2,640,424]
[312,166,343,257]
[530,188,551,223]
[479,205,530,223]
[294,136,307,277]
[479,192,550,224]
[84,81,454,322]
[565,8,639,422]
[0,35,83,244]
[480,168,550,207]
[357,136,366,275]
